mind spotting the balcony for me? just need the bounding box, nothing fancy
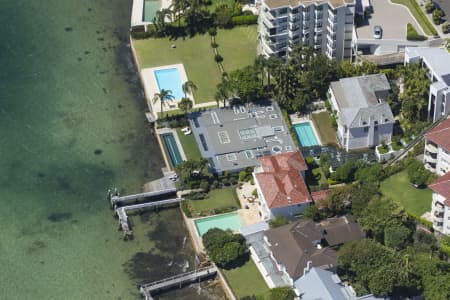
[315,11,323,19]
[425,142,438,153]
[302,27,310,34]
[424,163,436,172]
[314,44,321,50]
[424,155,437,164]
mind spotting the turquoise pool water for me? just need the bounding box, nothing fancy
[143,0,160,22]
[161,133,183,167]
[195,212,242,236]
[293,122,320,147]
[154,68,185,100]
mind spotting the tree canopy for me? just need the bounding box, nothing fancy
[202,228,247,268]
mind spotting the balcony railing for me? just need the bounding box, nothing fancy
[425,142,438,153]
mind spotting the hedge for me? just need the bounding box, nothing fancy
[231,15,258,26]
[408,212,433,229]
[406,23,427,41]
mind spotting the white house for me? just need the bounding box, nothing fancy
[253,151,311,221]
[328,73,394,151]
[424,117,450,176]
[258,0,356,60]
[404,47,450,122]
[429,172,450,235]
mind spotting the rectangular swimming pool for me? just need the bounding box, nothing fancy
[143,0,160,22]
[293,122,320,147]
[194,212,242,237]
[160,133,183,167]
[153,68,184,100]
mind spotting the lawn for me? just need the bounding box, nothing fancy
[216,25,258,72]
[189,186,239,216]
[133,35,222,103]
[221,259,270,299]
[311,112,337,146]
[380,170,432,216]
[176,128,201,160]
[392,0,437,36]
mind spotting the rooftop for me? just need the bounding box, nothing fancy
[263,0,354,10]
[330,74,394,128]
[405,47,450,85]
[265,215,365,279]
[429,171,450,206]
[188,100,296,173]
[255,152,310,209]
[425,117,450,151]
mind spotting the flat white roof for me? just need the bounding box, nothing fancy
[406,47,450,85]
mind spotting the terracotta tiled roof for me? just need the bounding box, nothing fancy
[425,117,450,151]
[255,152,311,209]
[429,172,450,206]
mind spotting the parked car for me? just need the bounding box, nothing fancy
[373,25,382,39]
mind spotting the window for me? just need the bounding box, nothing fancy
[245,150,254,159]
[218,131,230,144]
[364,127,369,133]
[199,134,208,151]
[226,153,237,161]
[269,114,278,119]
[374,126,378,131]
[239,128,258,140]
[273,125,284,132]
[266,106,274,112]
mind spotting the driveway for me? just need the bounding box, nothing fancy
[357,0,425,40]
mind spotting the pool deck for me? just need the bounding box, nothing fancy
[131,0,172,29]
[289,113,322,146]
[157,127,187,171]
[141,64,193,118]
[236,182,263,227]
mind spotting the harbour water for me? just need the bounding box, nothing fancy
[0,0,224,299]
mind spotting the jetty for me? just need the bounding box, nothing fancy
[116,197,183,238]
[139,265,218,299]
[108,188,177,208]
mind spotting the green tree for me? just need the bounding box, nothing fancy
[153,89,174,115]
[229,66,264,104]
[334,160,357,183]
[182,80,197,98]
[269,215,288,228]
[432,9,444,25]
[202,228,248,268]
[268,287,295,300]
[215,79,232,107]
[384,224,411,250]
[178,97,193,115]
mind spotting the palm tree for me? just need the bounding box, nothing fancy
[172,0,189,27]
[153,89,174,116]
[215,81,231,107]
[178,97,193,115]
[254,55,267,87]
[182,80,197,98]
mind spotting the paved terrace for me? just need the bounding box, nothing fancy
[188,100,297,173]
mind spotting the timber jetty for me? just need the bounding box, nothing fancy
[139,265,218,299]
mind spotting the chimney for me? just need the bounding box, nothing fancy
[303,261,312,276]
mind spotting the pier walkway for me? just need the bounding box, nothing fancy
[109,187,176,208]
[116,198,183,238]
[139,265,218,299]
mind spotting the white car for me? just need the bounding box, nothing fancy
[373,25,382,39]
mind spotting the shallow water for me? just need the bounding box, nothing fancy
[0,0,223,299]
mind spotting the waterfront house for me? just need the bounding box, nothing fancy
[404,47,450,122]
[253,151,311,221]
[429,171,450,235]
[258,0,356,61]
[188,100,296,174]
[328,73,394,151]
[246,215,364,288]
[423,117,450,176]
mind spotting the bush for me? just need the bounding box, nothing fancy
[181,201,192,217]
[432,9,444,25]
[406,23,427,41]
[203,228,247,268]
[252,188,258,197]
[305,156,316,165]
[214,54,223,63]
[268,287,295,300]
[425,0,435,14]
[208,27,217,36]
[269,216,289,228]
[211,42,219,48]
[377,144,390,154]
[442,21,450,33]
[231,15,258,26]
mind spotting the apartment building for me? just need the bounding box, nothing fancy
[424,117,450,176]
[258,0,356,61]
[429,172,450,235]
[404,47,450,122]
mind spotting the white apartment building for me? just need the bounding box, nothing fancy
[404,47,450,122]
[424,118,450,176]
[258,0,355,60]
[429,172,450,235]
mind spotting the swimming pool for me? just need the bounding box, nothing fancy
[154,68,185,100]
[293,122,320,147]
[161,133,183,167]
[194,212,242,237]
[143,0,160,22]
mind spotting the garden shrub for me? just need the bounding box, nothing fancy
[231,15,258,26]
[442,21,450,34]
[214,54,224,63]
[425,0,435,13]
[432,9,444,25]
[181,201,192,217]
[406,23,427,41]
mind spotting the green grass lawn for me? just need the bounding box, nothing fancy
[189,186,239,216]
[133,35,221,103]
[222,259,270,299]
[391,0,437,36]
[380,170,432,216]
[311,112,337,146]
[176,128,201,160]
[216,25,258,72]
